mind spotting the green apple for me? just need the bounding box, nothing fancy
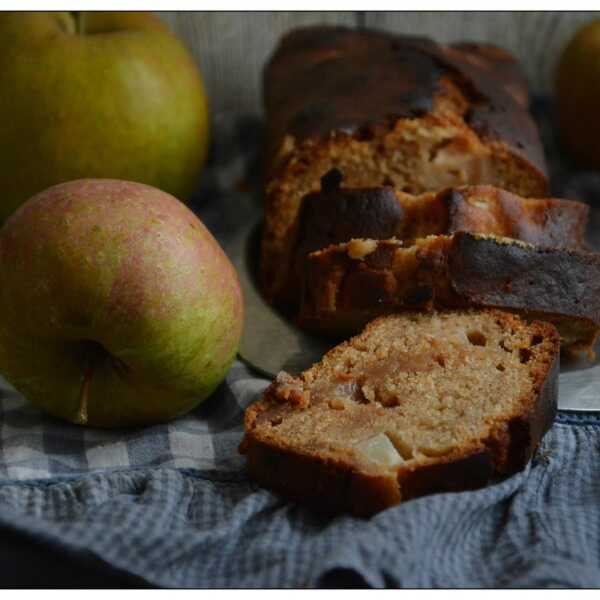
[0,179,243,427]
[0,11,209,222]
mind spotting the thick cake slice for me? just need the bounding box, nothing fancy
[298,233,600,355]
[261,26,549,302]
[271,173,588,304]
[241,310,559,516]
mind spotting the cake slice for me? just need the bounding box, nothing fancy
[299,233,600,355]
[270,173,588,304]
[241,310,559,516]
[261,26,549,303]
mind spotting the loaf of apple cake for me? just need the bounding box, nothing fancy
[241,310,559,516]
[261,26,549,303]
[298,233,600,356]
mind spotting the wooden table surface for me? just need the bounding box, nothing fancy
[158,11,600,116]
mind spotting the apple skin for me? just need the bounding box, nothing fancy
[0,179,243,427]
[0,12,209,223]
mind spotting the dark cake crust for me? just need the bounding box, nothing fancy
[443,187,589,249]
[448,233,600,326]
[299,233,600,353]
[286,178,589,307]
[449,42,530,108]
[294,177,588,263]
[265,26,547,178]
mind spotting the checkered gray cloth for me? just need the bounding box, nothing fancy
[3,107,600,587]
[0,362,267,481]
[1,413,600,588]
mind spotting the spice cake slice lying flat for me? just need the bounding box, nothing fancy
[272,173,589,304]
[298,233,600,355]
[241,310,559,516]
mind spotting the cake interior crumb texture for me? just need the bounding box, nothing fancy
[242,310,559,516]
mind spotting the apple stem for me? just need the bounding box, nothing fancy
[73,11,86,35]
[76,362,93,425]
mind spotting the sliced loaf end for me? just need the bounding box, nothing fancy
[298,233,600,356]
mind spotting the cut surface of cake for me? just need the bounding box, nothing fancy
[299,233,600,355]
[241,310,559,516]
[261,26,549,302]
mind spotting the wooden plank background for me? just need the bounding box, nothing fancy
[157,11,600,116]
